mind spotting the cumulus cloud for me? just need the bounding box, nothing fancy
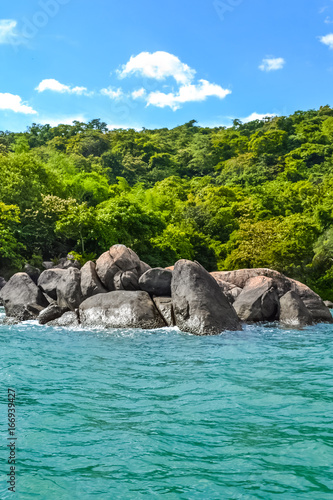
[132,88,146,99]
[146,79,231,111]
[0,19,21,45]
[241,112,277,123]
[0,93,37,114]
[259,57,285,71]
[118,51,196,85]
[320,33,333,49]
[36,79,88,95]
[100,87,123,99]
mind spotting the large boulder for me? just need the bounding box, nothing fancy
[114,271,140,291]
[233,276,279,322]
[95,245,146,291]
[79,291,165,329]
[214,278,242,304]
[279,291,313,326]
[171,260,241,335]
[56,268,82,311]
[153,297,175,326]
[0,273,48,320]
[23,264,40,284]
[289,280,333,323]
[80,261,107,301]
[139,268,173,296]
[38,269,67,300]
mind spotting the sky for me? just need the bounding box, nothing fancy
[1,0,333,132]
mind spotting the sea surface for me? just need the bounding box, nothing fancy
[0,306,332,500]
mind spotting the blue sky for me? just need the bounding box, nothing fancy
[1,0,333,132]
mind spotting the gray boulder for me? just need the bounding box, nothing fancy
[95,244,149,291]
[38,304,69,325]
[23,264,40,284]
[279,291,313,326]
[214,278,242,304]
[153,297,175,326]
[38,269,67,300]
[80,261,107,301]
[289,280,333,323]
[79,291,165,329]
[233,276,279,322]
[139,268,173,296]
[48,311,79,328]
[42,261,54,270]
[171,260,241,335]
[56,268,82,311]
[324,300,333,308]
[0,273,48,320]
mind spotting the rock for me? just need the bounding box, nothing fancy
[233,276,279,322]
[211,269,291,298]
[153,297,175,326]
[139,268,173,296]
[214,278,242,304]
[0,277,7,290]
[42,261,54,270]
[23,264,40,284]
[80,261,107,301]
[38,304,69,325]
[56,268,82,311]
[171,260,241,335]
[114,271,140,291]
[289,280,333,323]
[95,245,143,291]
[38,269,67,300]
[324,300,333,308]
[79,291,165,329]
[0,273,48,320]
[279,291,313,326]
[139,260,151,275]
[48,311,79,328]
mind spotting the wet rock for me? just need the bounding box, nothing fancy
[48,311,79,328]
[139,268,173,296]
[80,261,107,301]
[153,297,174,326]
[279,291,313,326]
[56,268,82,311]
[171,260,241,335]
[38,304,69,325]
[79,291,165,330]
[0,273,48,320]
[233,276,279,322]
[38,269,67,300]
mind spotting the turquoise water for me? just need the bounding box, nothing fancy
[0,307,333,500]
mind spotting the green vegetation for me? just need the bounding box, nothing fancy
[1,107,333,299]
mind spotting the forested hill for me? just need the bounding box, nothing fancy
[1,106,333,299]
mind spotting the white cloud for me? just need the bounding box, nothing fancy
[146,79,231,111]
[320,33,333,49]
[36,79,88,95]
[0,92,37,114]
[259,57,285,71]
[324,16,333,24]
[241,112,277,123]
[118,51,196,84]
[132,88,146,99]
[100,87,123,99]
[0,19,21,45]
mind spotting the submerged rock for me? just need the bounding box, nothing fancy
[79,291,165,329]
[279,291,313,326]
[0,273,48,320]
[171,260,241,335]
[139,268,173,296]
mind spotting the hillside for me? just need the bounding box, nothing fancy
[1,106,333,299]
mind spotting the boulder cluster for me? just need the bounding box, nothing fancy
[0,245,332,335]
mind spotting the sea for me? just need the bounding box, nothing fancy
[0,307,332,499]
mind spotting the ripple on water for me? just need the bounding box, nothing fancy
[0,308,333,499]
